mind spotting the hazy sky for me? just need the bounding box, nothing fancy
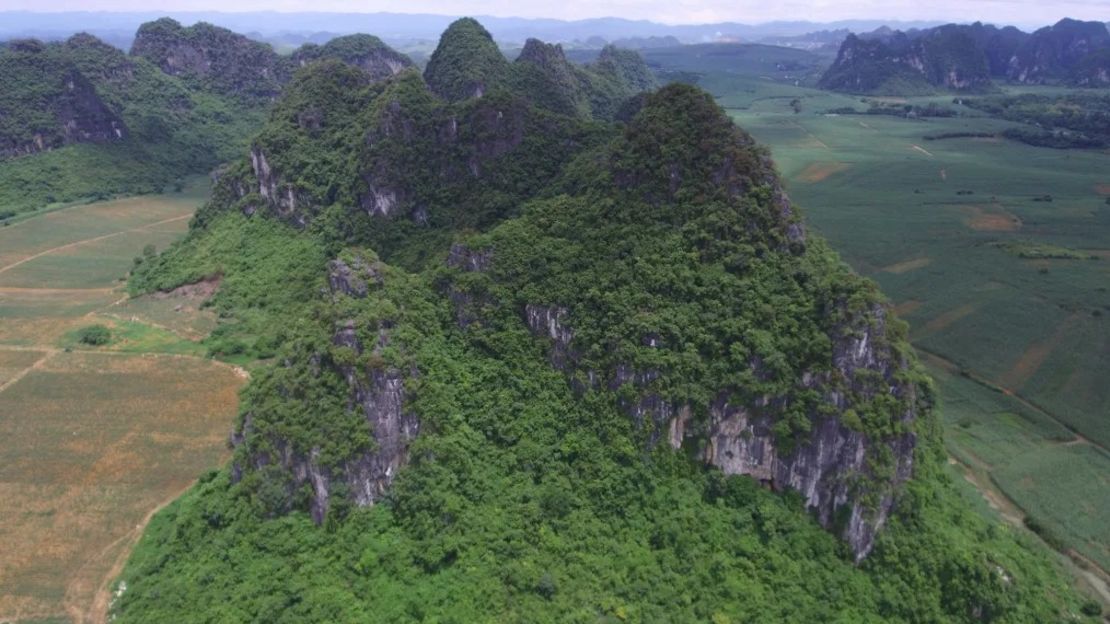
[1,0,1107,27]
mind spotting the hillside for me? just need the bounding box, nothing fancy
[820,19,1110,94]
[108,18,1093,623]
[0,22,422,220]
[0,31,266,218]
[130,17,291,100]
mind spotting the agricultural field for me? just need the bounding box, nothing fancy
[688,66,1110,599]
[0,182,245,624]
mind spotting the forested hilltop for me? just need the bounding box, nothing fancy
[103,17,1100,622]
[0,18,420,219]
[820,18,1110,94]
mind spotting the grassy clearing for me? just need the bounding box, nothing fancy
[0,186,246,624]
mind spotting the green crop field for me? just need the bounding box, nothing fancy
[663,61,1110,600]
[0,186,245,624]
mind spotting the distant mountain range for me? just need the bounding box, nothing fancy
[820,18,1110,93]
[0,11,950,50]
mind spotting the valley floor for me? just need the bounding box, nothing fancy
[0,184,244,624]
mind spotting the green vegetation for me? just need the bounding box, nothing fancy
[109,35,1092,617]
[962,93,1110,148]
[666,53,1110,599]
[130,18,289,100]
[423,19,656,119]
[0,33,266,217]
[290,34,414,82]
[76,324,111,345]
[423,18,510,101]
[819,19,1110,95]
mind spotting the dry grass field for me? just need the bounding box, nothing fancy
[0,186,246,624]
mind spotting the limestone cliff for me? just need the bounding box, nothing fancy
[291,34,414,83]
[0,40,127,159]
[130,18,289,99]
[230,253,419,522]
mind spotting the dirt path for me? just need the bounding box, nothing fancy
[0,345,249,388]
[0,349,54,395]
[919,347,1109,456]
[948,456,1024,526]
[76,482,196,624]
[0,214,191,276]
[791,122,831,150]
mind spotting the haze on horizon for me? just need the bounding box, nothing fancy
[2,0,1107,29]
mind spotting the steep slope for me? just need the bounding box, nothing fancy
[423,17,510,101]
[0,31,267,216]
[1008,18,1110,84]
[0,38,126,158]
[821,19,1110,93]
[130,17,290,100]
[819,27,993,94]
[112,20,1093,623]
[290,34,415,82]
[509,39,658,119]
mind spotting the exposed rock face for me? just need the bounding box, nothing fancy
[0,43,128,159]
[819,29,992,93]
[248,146,308,226]
[291,34,414,82]
[1007,19,1110,84]
[130,18,289,99]
[822,20,1110,92]
[231,254,418,523]
[516,293,918,560]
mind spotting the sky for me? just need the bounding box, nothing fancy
[0,0,1107,27]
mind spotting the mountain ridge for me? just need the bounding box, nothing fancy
[821,19,1110,93]
[110,17,1091,623]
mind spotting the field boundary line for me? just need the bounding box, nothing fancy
[0,214,192,276]
[80,481,201,624]
[0,350,54,396]
[918,346,1109,457]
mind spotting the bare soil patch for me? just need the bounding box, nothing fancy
[962,205,1022,232]
[881,257,932,274]
[795,161,850,183]
[921,302,979,334]
[999,313,1080,392]
[893,300,923,316]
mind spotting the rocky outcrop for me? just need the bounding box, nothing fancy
[819,29,992,94]
[248,146,309,225]
[1008,19,1110,84]
[0,44,128,159]
[231,253,418,523]
[822,20,1110,92]
[130,18,289,99]
[291,34,414,83]
[518,294,918,561]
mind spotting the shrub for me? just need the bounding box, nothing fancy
[1080,600,1102,617]
[77,324,112,345]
